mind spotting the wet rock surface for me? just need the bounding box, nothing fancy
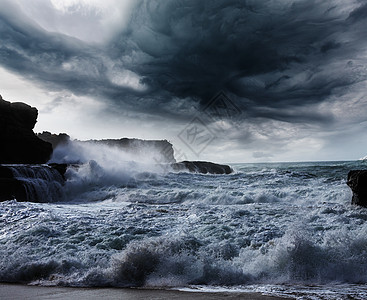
[347,170,367,207]
[171,161,233,174]
[0,164,66,202]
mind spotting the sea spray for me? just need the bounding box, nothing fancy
[1,161,367,299]
[50,140,173,167]
[49,140,175,202]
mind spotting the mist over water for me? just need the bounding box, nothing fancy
[51,140,173,165]
[49,141,174,201]
[1,155,367,299]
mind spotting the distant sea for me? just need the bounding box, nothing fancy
[1,159,367,299]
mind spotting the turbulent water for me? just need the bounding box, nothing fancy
[2,155,367,299]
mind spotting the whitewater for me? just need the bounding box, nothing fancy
[1,144,367,299]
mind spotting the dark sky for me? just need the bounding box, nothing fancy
[1,0,367,162]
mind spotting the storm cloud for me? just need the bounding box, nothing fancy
[1,0,367,161]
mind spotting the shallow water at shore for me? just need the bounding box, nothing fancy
[0,284,287,300]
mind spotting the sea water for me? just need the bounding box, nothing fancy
[1,158,367,299]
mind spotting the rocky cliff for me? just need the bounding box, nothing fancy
[0,95,52,163]
[37,131,70,149]
[86,138,176,163]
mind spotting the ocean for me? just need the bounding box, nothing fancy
[1,156,367,299]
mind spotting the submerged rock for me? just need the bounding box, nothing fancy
[0,95,52,163]
[171,161,233,174]
[347,170,367,207]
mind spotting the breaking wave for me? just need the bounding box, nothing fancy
[2,223,367,289]
[1,159,366,299]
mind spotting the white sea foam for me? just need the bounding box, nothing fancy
[50,140,172,166]
[48,140,176,201]
[0,160,366,299]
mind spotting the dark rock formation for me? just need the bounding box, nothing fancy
[0,167,30,201]
[37,131,70,149]
[86,138,176,163]
[347,170,367,207]
[0,95,52,163]
[0,177,28,202]
[48,163,68,179]
[0,164,66,202]
[171,161,233,174]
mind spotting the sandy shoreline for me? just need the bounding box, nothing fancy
[0,283,289,299]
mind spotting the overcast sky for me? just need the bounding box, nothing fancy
[1,0,367,163]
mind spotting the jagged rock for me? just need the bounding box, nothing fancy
[37,131,70,149]
[347,170,367,207]
[0,95,52,163]
[171,161,233,174]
